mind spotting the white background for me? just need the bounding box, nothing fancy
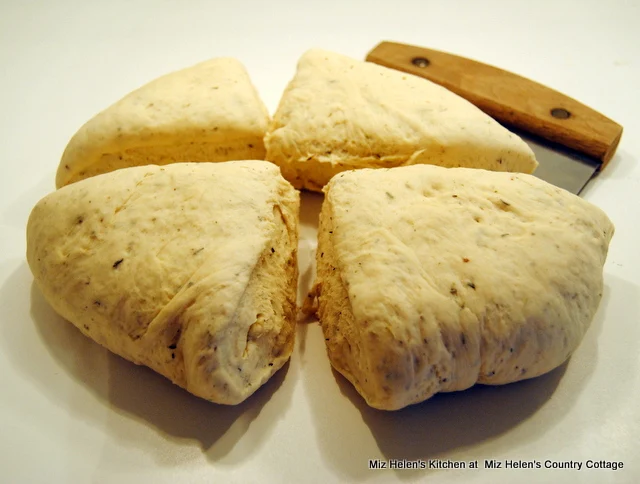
[1,1,639,483]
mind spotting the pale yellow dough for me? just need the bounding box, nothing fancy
[56,58,270,188]
[265,49,538,192]
[29,161,299,405]
[314,165,613,410]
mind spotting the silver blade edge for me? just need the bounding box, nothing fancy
[512,128,601,195]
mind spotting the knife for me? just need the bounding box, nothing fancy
[366,41,623,194]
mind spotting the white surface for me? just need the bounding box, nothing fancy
[1,1,639,483]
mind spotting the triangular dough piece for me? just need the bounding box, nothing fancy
[265,49,538,191]
[56,58,270,188]
[313,165,613,410]
[29,161,299,404]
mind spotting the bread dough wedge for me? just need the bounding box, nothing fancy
[265,49,538,192]
[313,165,613,410]
[56,58,270,188]
[29,160,299,404]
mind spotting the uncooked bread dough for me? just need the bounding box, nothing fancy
[265,49,538,191]
[56,58,270,188]
[29,160,299,405]
[313,164,613,410]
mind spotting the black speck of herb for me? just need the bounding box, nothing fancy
[321,252,324,258]
[442,378,448,383]
[461,333,466,345]
[187,281,194,288]
[497,157,503,164]
[501,233,509,237]
[83,324,89,330]
[93,300,101,307]
[213,346,218,352]
[467,282,476,289]
[463,257,470,263]
[385,191,395,200]
[329,231,333,234]
[168,343,177,350]
[488,370,495,376]
[248,143,254,148]
[521,368,527,374]
[423,338,428,344]
[271,247,275,253]
[452,194,458,198]
[450,287,458,296]
[193,247,204,255]
[268,363,274,367]
[171,353,175,359]
[510,347,514,353]
[76,216,84,225]
[112,258,124,269]
[237,367,242,372]
[500,199,510,206]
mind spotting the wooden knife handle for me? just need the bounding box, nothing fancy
[366,41,623,167]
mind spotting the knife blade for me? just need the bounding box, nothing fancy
[366,41,623,194]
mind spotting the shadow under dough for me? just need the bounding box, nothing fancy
[23,269,287,461]
[299,190,324,228]
[333,362,567,461]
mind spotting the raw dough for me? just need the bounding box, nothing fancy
[265,49,537,191]
[313,164,613,410]
[29,160,299,405]
[56,58,270,188]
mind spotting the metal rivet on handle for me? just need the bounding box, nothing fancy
[412,57,430,68]
[551,108,571,119]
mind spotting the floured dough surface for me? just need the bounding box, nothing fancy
[28,160,299,405]
[57,58,270,188]
[314,164,613,410]
[265,49,538,191]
